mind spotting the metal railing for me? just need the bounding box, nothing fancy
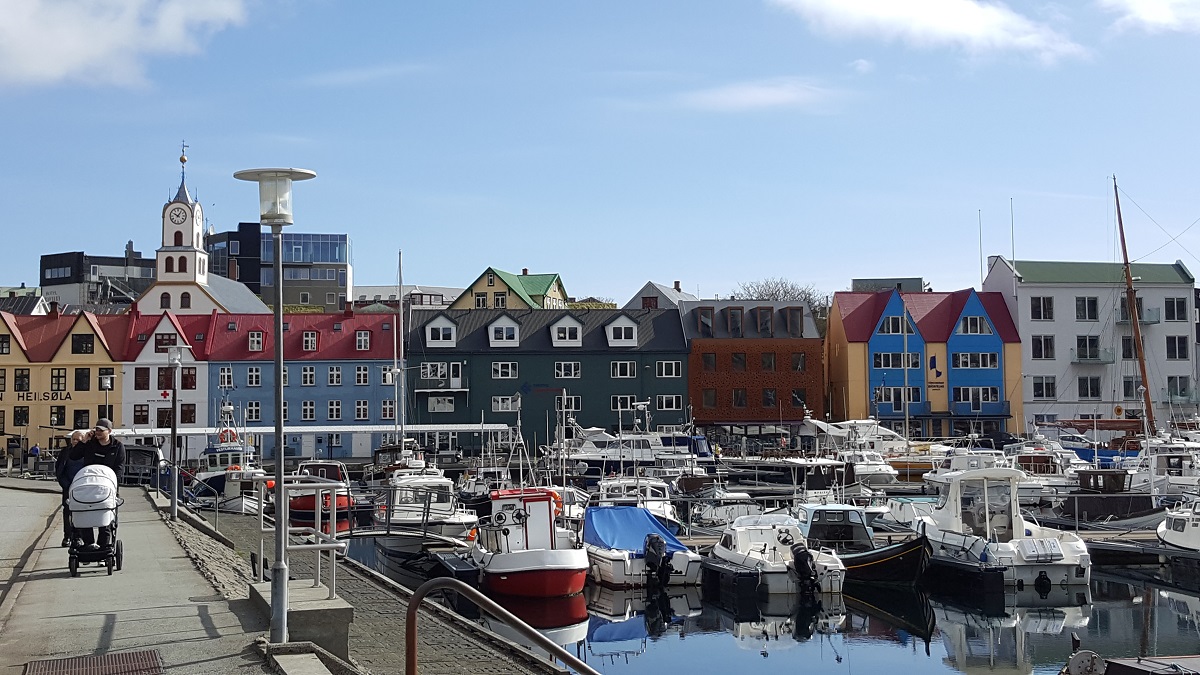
[249,474,348,599]
[405,577,600,675]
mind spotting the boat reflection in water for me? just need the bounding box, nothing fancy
[843,581,937,652]
[712,591,847,657]
[932,587,1092,675]
[585,586,703,665]
[466,592,591,658]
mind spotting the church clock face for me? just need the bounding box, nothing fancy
[169,206,188,225]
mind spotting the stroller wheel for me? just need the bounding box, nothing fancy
[106,556,114,575]
[115,540,123,571]
[69,556,78,578]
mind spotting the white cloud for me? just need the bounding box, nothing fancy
[768,0,1087,64]
[299,64,430,88]
[676,77,843,112]
[0,0,245,87]
[1099,0,1200,33]
[849,58,875,74]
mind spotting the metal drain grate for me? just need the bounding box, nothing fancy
[24,650,164,675]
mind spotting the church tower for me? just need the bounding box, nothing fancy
[157,146,209,295]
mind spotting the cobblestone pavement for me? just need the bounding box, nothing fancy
[210,514,562,675]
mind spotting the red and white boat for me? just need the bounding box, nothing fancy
[289,460,355,534]
[468,488,588,598]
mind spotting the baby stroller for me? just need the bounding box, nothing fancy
[67,464,124,576]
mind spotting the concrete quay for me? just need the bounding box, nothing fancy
[0,477,563,675]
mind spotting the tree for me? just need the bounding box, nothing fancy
[734,277,832,336]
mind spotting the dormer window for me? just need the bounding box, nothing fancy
[697,307,714,338]
[429,326,453,342]
[494,326,516,341]
[489,317,520,347]
[612,326,633,340]
[786,307,804,337]
[426,317,457,348]
[248,331,264,351]
[356,330,371,350]
[551,317,583,348]
[727,307,744,338]
[606,317,638,347]
[958,316,993,335]
[303,331,318,351]
[557,326,578,340]
[756,307,773,336]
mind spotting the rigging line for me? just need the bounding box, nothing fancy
[1117,186,1200,264]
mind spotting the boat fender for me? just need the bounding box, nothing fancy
[466,528,477,542]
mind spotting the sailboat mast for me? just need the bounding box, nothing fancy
[392,250,401,443]
[1114,177,1157,433]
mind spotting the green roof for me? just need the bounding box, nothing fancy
[491,268,563,308]
[1014,260,1194,285]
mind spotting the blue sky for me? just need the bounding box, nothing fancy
[4,1,1200,304]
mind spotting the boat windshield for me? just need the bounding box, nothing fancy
[806,509,873,552]
[959,478,1014,539]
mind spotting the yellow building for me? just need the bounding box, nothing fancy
[448,267,569,310]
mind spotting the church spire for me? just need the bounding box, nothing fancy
[173,141,192,204]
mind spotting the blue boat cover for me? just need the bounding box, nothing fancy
[587,615,648,643]
[583,506,687,555]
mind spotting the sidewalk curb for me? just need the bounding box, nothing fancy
[0,478,63,495]
[144,487,236,549]
[0,502,60,639]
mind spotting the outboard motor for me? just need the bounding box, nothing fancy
[790,543,820,599]
[644,533,673,588]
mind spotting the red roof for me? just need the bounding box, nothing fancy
[833,289,1019,344]
[834,292,892,342]
[206,312,398,362]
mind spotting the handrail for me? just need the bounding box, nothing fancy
[405,577,600,675]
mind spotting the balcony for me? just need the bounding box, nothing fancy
[413,374,470,392]
[1160,388,1200,405]
[1070,348,1116,364]
[876,401,931,417]
[950,401,1012,417]
[1117,307,1161,325]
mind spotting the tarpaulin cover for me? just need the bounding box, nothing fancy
[583,506,687,554]
[587,615,648,643]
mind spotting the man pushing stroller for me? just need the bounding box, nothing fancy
[58,419,125,550]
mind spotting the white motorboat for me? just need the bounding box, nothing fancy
[1157,500,1200,550]
[592,476,683,534]
[373,474,478,540]
[709,514,845,594]
[582,505,702,588]
[924,451,1046,506]
[914,467,1091,590]
[833,449,900,486]
[687,482,762,528]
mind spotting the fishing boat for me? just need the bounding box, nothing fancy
[582,505,702,588]
[361,439,440,487]
[789,502,930,585]
[591,476,683,534]
[289,460,360,534]
[914,467,1091,593]
[924,451,1047,506]
[1157,500,1200,550]
[464,488,588,598]
[707,513,845,594]
[372,474,478,542]
[189,403,264,513]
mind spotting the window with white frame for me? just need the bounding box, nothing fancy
[247,366,261,387]
[611,325,634,340]
[493,292,507,309]
[328,400,341,420]
[555,395,581,411]
[556,326,578,341]
[302,400,315,420]
[302,366,315,386]
[302,331,317,351]
[421,362,447,379]
[219,367,233,388]
[248,331,264,351]
[475,292,487,308]
[428,326,453,342]
[1076,296,1099,321]
[329,433,342,447]
[1167,335,1189,360]
[1032,376,1057,399]
[381,399,395,420]
[355,399,369,420]
[429,396,454,413]
[957,316,993,335]
[1123,376,1145,399]
[281,366,288,386]
[874,387,922,405]
[877,316,913,334]
[656,361,681,377]
[555,361,581,378]
[657,395,683,410]
[1078,376,1102,399]
[873,352,920,369]
[1031,335,1055,359]
[246,401,261,422]
[611,361,637,378]
[492,396,520,412]
[356,330,370,350]
[281,401,288,421]
[611,394,637,410]
[492,325,516,342]
[951,386,999,404]
[492,362,518,379]
[1166,297,1189,322]
[1031,296,1054,320]
[356,365,369,385]
[1168,375,1191,397]
[951,352,998,369]
[328,366,342,385]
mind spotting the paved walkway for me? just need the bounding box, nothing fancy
[0,478,271,675]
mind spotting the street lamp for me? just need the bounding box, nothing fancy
[166,346,186,521]
[235,167,316,645]
[99,374,113,422]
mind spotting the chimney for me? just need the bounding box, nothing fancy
[522,268,529,275]
[49,301,60,317]
[343,302,354,318]
[673,280,681,292]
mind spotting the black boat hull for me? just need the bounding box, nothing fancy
[839,535,931,585]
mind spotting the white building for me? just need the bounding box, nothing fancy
[983,256,1197,432]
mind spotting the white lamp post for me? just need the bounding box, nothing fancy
[235,167,316,644]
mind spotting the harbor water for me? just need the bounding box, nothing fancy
[346,538,1200,675]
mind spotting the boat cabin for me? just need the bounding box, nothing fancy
[794,504,875,553]
[478,488,563,554]
[936,470,1018,543]
[1075,469,1135,493]
[199,446,256,474]
[595,477,672,505]
[716,514,804,561]
[296,460,348,482]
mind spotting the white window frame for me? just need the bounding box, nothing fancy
[329,433,342,447]
[247,366,262,387]
[356,365,369,385]
[611,394,637,411]
[355,399,369,420]
[1167,335,1189,360]
[429,396,454,413]
[492,325,517,342]
[1031,335,1055,360]
[219,367,233,388]
[248,331,264,352]
[1166,297,1189,322]
[301,400,315,421]
[1032,376,1057,400]
[556,326,578,341]
[328,366,342,386]
[246,401,261,422]
[281,366,288,386]
[381,399,395,420]
[555,361,581,379]
[303,331,318,351]
[957,316,993,335]
[328,400,342,421]
[301,366,316,386]
[492,362,518,379]
[611,361,637,378]
[492,395,520,412]
[428,326,453,342]
[656,361,681,377]
[877,316,913,334]
[873,352,921,369]
[420,362,447,379]
[356,330,370,350]
[555,395,581,411]
[1031,296,1054,321]
[281,401,288,421]
[657,394,683,410]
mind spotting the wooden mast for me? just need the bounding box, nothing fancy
[1114,176,1157,434]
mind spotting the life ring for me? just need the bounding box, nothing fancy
[218,429,237,443]
[549,490,563,516]
[466,527,477,542]
[322,493,331,510]
[227,464,241,471]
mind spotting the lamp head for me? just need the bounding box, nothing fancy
[233,168,316,225]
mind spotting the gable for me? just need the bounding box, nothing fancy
[550,315,583,347]
[487,314,521,348]
[604,314,639,347]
